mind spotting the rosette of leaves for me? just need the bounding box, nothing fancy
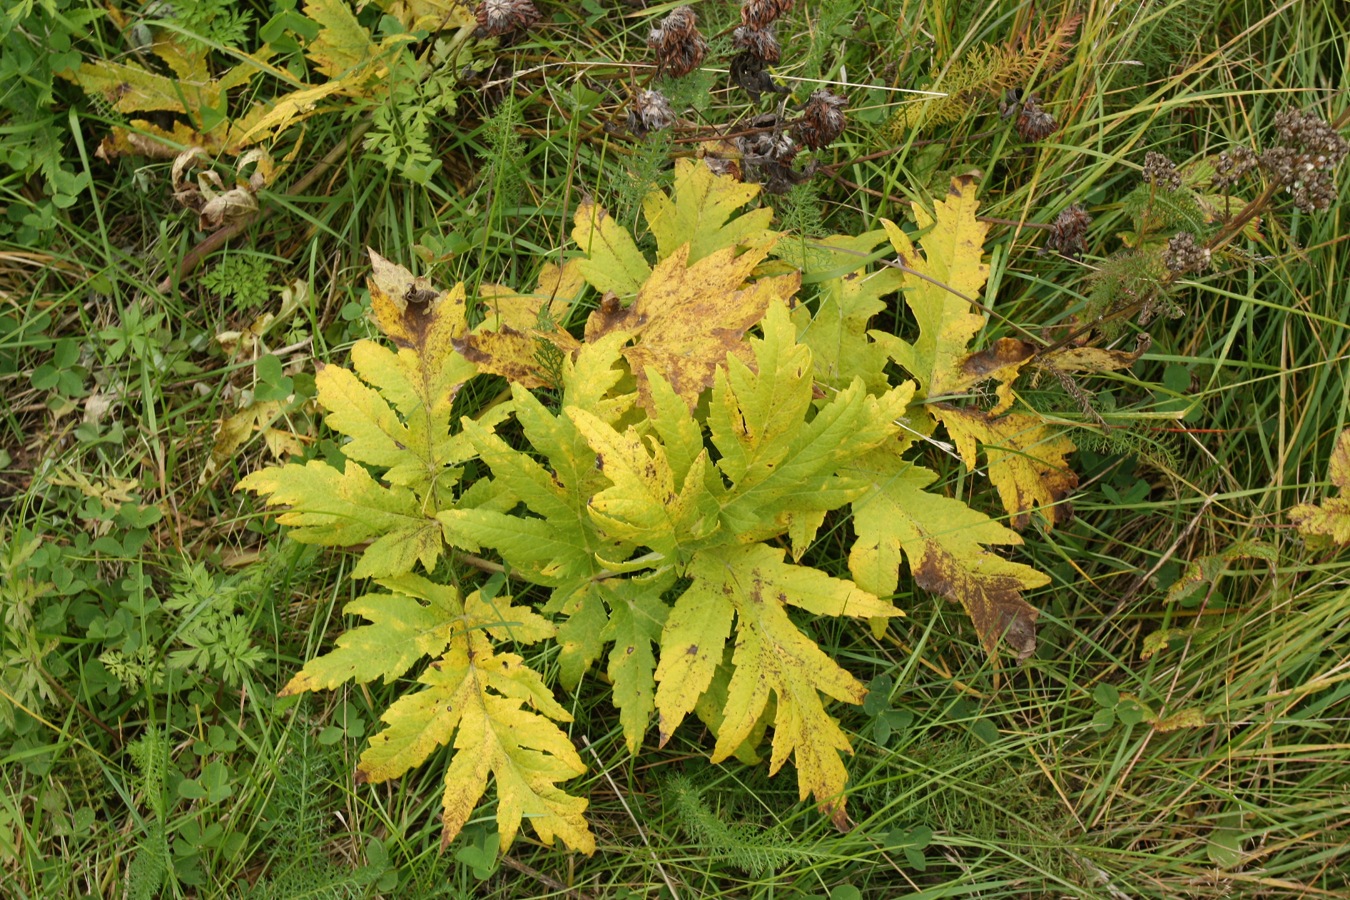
[240,161,1075,855]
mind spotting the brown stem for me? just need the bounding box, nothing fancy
[157,120,372,295]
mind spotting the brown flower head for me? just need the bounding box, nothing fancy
[474,0,541,37]
[794,89,847,150]
[627,89,676,137]
[733,23,780,64]
[648,7,708,78]
[1042,203,1092,257]
[1015,95,1058,142]
[741,0,794,30]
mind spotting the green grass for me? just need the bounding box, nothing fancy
[2,0,1348,896]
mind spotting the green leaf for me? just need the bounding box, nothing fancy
[572,199,651,299]
[279,577,462,694]
[788,230,904,394]
[656,543,900,827]
[237,460,443,578]
[711,303,916,540]
[643,158,777,265]
[597,578,671,753]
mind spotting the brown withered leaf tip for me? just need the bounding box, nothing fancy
[475,0,541,37]
[647,6,708,78]
[912,553,1040,663]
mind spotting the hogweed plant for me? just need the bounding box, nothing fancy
[239,161,1093,854]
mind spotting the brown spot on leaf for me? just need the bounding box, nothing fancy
[960,337,1034,381]
[913,551,1039,663]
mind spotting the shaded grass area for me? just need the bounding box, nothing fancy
[2,0,1347,896]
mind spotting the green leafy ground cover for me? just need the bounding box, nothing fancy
[2,1,1348,897]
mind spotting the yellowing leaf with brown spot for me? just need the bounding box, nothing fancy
[847,445,1046,661]
[934,404,1078,530]
[354,588,593,853]
[453,263,584,388]
[583,243,799,412]
[366,250,470,366]
[1289,429,1350,546]
[1035,334,1150,376]
[655,543,900,828]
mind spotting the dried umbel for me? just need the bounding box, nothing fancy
[740,0,794,30]
[733,23,780,64]
[1015,95,1058,142]
[648,6,708,78]
[794,90,847,150]
[1163,231,1211,275]
[1142,151,1182,191]
[1211,145,1258,190]
[1042,203,1092,257]
[627,89,675,137]
[474,0,541,37]
[1259,108,1349,212]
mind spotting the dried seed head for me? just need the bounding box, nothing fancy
[474,0,541,37]
[794,89,847,150]
[1259,109,1349,213]
[1142,151,1182,191]
[733,23,780,64]
[627,89,675,137]
[1015,95,1058,142]
[740,0,794,30]
[1043,203,1092,257]
[1163,232,1211,275]
[737,114,807,193]
[1272,108,1350,160]
[1211,145,1258,190]
[648,6,708,78]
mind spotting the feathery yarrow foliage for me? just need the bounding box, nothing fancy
[240,162,1083,855]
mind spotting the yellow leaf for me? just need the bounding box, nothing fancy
[934,404,1078,530]
[201,399,305,485]
[873,177,996,397]
[584,244,799,413]
[356,588,592,854]
[304,0,385,80]
[1289,429,1350,545]
[228,80,351,148]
